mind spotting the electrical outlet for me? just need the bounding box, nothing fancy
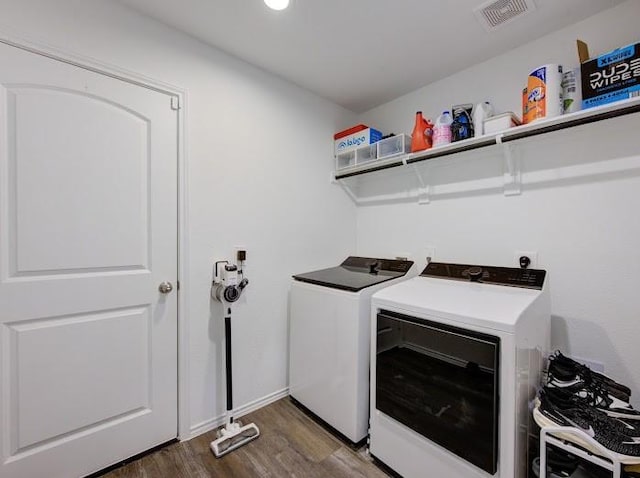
[576,358,604,373]
[234,246,247,264]
[424,246,435,266]
[395,253,412,261]
[573,356,605,373]
[514,251,538,268]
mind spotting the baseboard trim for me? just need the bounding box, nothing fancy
[188,387,289,440]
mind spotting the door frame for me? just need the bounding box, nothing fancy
[0,29,192,440]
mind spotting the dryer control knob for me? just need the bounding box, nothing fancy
[468,267,483,282]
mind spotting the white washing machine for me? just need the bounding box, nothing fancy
[370,262,550,478]
[289,256,415,444]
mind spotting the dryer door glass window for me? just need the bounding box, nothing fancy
[375,310,500,474]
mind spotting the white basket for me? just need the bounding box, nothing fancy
[335,143,378,170]
[335,150,356,170]
[377,134,411,159]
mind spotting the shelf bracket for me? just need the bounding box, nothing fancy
[499,136,521,196]
[409,161,430,205]
[332,173,360,205]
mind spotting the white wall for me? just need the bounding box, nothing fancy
[4,0,639,441]
[0,0,357,434]
[359,0,640,404]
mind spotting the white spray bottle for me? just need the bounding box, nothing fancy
[473,102,493,137]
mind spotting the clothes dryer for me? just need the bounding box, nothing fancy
[370,262,550,478]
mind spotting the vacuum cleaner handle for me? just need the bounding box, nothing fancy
[225,310,233,415]
[210,302,260,458]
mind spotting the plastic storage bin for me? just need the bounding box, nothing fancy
[377,134,411,159]
[356,144,377,165]
[335,143,378,170]
[335,150,356,170]
[484,112,521,134]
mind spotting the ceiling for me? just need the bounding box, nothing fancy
[117,0,623,112]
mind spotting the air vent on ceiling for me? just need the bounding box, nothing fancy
[474,0,536,31]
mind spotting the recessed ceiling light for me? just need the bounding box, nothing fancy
[264,0,289,11]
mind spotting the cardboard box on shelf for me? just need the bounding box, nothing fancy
[577,39,640,109]
[334,126,382,156]
[334,124,368,140]
[484,112,521,135]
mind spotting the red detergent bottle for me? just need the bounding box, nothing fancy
[411,111,432,152]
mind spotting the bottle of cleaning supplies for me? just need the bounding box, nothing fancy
[411,111,429,152]
[473,102,493,137]
[424,117,434,149]
[433,111,453,147]
[562,68,582,114]
[451,105,474,142]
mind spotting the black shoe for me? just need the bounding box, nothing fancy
[626,463,640,477]
[548,351,631,402]
[532,456,605,478]
[537,389,640,458]
[583,382,640,421]
[532,446,580,477]
[544,387,640,438]
[547,351,639,420]
[547,375,640,421]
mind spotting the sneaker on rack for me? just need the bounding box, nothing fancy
[581,382,640,421]
[532,456,605,478]
[625,463,640,477]
[547,352,639,420]
[531,446,580,477]
[536,389,640,459]
[547,351,631,402]
[543,387,640,438]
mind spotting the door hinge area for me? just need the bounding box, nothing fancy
[171,96,180,110]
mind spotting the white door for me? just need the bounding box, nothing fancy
[0,42,178,478]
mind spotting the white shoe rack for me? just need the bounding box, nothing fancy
[539,425,626,478]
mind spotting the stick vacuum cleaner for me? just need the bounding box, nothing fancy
[209,258,260,458]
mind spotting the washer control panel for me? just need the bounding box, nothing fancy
[341,256,414,274]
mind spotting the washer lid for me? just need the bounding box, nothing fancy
[292,256,414,292]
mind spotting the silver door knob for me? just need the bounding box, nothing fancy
[158,281,173,294]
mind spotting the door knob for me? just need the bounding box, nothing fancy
[158,281,173,294]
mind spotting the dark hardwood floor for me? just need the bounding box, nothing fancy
[100,398,389,477]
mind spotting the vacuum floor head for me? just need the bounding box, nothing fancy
[210,421,260,458]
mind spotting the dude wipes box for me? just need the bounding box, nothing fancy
[578,40,640,109]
